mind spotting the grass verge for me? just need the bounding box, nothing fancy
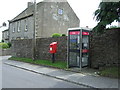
[9,57,67,69]
[99,66,119,78]
[8,57,119,78]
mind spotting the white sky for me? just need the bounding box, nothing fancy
[0,0,118,41]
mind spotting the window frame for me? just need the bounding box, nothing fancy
[12,23,15,33]
[17,21,21,32]
[24,19,28,32]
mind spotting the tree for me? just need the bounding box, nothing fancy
[93,2,120,33]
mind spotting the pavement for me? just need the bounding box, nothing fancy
[2,56,119,89]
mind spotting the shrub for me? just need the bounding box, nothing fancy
[52,33,61,37]
[61,34,66,36]
[0,43,9,49]
[1,40,4,42]
[110,25,118,28]
[7,42,12,48]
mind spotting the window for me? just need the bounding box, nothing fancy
[12,23,15,33]
[6,32,9,38]
[17,21,21,32]
[3,33,5,38]
[2,33,4,38]
[24,19,28,31]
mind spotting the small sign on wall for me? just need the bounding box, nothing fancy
[58,9,63,15]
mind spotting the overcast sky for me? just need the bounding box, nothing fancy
[0,0,117,41]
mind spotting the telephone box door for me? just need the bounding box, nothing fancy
[68,30,80,68]
[67,28,90,68]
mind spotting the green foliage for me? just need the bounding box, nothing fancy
[0,43,9,49]
[9,57,67,69]
[93,2,120,33]
[1,40,4,42]
[99,67,119,78]
[7,42,12,48]
[61,34,66,36]
[109,25,118,29]
[52,33,61,37]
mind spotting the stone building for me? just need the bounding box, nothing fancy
[118,22,120,27]
[2,29,9,43]
[9,0,80,41]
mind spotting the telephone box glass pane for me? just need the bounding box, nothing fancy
[82,30,89,67]
[68,30,80,67]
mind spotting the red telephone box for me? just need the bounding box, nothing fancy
[67,27,90,69]
[49,42,58,54]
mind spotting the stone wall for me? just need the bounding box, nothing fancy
[36,36,67,61]
[11,28,120,68]
[89,28,120,69]
[11,36,67,61]
[11,39,33,58]
[118,29,120,67]
[0,48,11,56]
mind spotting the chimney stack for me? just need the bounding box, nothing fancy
[27,2,34,7]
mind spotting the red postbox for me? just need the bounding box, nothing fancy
[49,42,58,53]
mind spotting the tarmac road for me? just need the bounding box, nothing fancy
[1,56,119,89]
[2,60,86,88]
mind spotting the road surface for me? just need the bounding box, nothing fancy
[1,56,86,88]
